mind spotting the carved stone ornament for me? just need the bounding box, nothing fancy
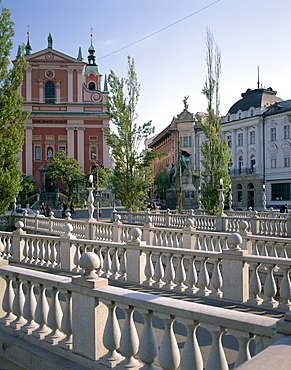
[268,143,278,153]
[281,141,291,153]
[45,52,54,61]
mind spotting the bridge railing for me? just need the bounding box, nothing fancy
[1,222,291,313]
[0,255,286,369]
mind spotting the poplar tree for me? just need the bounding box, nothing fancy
[105,57,158,211]
[200,29,231,215]
[0,4,29,214]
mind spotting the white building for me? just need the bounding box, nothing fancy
[221,86,291,210]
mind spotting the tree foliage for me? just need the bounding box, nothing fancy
[0,4,29,214]
[200,29,231,215]
[19,174,35,195]
[154,165,171,203]
[90,164,112,190]
[105,56,158,211]
[46,151,85,201]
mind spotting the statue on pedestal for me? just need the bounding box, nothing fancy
[169,163,177,188]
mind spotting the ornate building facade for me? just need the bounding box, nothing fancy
[19,33,110,191]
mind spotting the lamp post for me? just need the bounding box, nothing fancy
[197,186,202,211]
[219,178,225,215]
[91,153,100,221]
[228,184,233,211]
[262,183,267,211]
[87,174,95,220]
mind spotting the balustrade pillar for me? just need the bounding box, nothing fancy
[59,224,77,271]
[71,252,108,361]
[112,215,123,242]
[11,222,26,262]
[125,229,147,284]
[222,234,249,302]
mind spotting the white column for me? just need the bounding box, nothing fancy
[26,66,32,101]
[254,124,261,173]
[26,126,33,176]
[67,69,73,103]
[67,127,75,159]
[243,127,248,169]
[55,80,61,103]
[77,127,85,169]
[77,68,83,103]
[38,80,44,103]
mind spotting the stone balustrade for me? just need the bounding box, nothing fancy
[0,256,284,369]
[1,222,291,314]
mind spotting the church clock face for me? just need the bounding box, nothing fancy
[45,70,54,78]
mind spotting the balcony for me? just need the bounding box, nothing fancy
[229,167,256,176]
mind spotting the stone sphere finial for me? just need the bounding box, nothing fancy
[79,252,100,279]
[228,233,242,250]
[131,227,142,242]
[185,218,194,228]
[15,220,24,231]
[239,220,249,232]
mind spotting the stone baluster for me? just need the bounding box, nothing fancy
[23,238,29,263]
[210,259,223,298]
[1,276,16,325]
[33,239,40,265]
[208,236,215,251]
[204,324,228,370]
[72,243,82,272]
[119,248,127,281]
[111,247,120,280]
[280,242,288,258]
[38,238,45,266]
[200,235,207,251]
[164,253,176,290]
[27,237,34,263]
[117,304,140,368]
[144,251,155,286]
[197,258,211,296]
[44,240,50,267]
[21,280,38,334]
[45,287,64,344]
[180,319,203,370]
[11,278,26,330]
[248,262,263,306]
[195,234,201,250]
[158,315,180,369]
[262,264,278,308]
[103,246,112,278]
[214,236,222,252]
[269,242,278,258]
[278,265,291,311]
[59,290,72,350]
[185,256,199,294]
[138,309,158,368]
[156,231,162,247]
[175,255,187,292]
[153,252,165,288]
[228,329,254,368]
[261,241,268,256]
[252,240,259,255]
[99,300,122,368]
[33,284,51,339]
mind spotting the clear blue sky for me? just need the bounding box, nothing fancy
[3,0,291,135]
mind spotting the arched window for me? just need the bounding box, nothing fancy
[247,183,254,189]
[45,81,55,104]
[88,82,96,91]
[236,183,242,203]
[250,155,256,172]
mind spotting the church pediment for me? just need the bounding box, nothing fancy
[26,49,85,65]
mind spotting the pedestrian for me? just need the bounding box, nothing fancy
[45,205,51,217]
[62,202,67,218]
[280,204,284,213]
[40,202,45,213]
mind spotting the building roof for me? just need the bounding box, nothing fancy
[263,99,291,117]
[228,87,283,114]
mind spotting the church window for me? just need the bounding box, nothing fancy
[88,82,96,90]
[238,133,243,146]
[34,146,41,161]
[45,81,55,103]
[90,146,97,160]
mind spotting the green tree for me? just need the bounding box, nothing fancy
[46,151,86,201]
[200,29,231,215]
[19,174,35,195]
[105,56,158,211]
[90,164,111,190]
[0,3,29,214]
[154,165,171,204]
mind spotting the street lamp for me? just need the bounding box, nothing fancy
[91,153,100,220]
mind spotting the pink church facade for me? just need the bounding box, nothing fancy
[19,33,110,191]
